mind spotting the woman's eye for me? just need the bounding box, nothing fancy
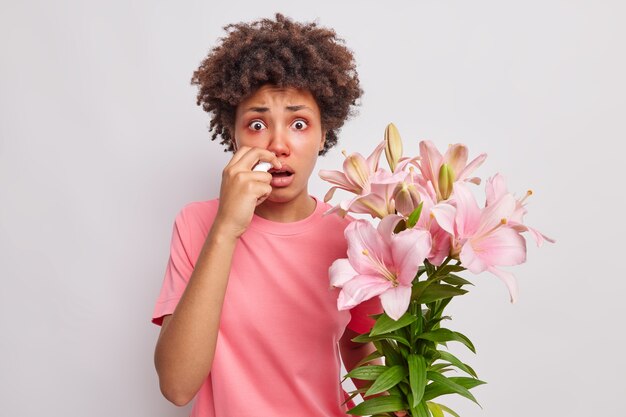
[291,120,308,130]
[249,121,266,131]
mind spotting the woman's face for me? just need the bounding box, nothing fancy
[233,84,325,205]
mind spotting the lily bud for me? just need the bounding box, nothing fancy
[392,182,421,217]
[384,123,403,172]
[438,163,455,200]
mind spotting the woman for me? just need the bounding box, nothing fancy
[152,14,402,417]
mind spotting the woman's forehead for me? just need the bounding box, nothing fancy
[238,85,318,109]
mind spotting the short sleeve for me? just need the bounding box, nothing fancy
[346,296,384,334]
[151,209,195,326]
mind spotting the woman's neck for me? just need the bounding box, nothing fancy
[253,193,317,223]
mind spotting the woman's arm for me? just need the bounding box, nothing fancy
[154,147,280,406]
[154,226,237,406]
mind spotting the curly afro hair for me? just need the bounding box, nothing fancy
[190,13,362,155]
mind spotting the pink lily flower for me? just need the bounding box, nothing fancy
[329,218,432,320]
[324,169,407,219]
[319,140,386,202]
[418,140,487,201]
[485,174,556,247]
[430,182,526,302]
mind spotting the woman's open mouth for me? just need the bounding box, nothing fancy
[268,166,295,187]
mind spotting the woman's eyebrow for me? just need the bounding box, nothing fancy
[245,105,312,113]
[286,105,310,111]
[246,106,270,113]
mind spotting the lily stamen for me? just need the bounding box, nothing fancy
[482,218,508,237]
[361,249,398,285]
[519,190,533,205]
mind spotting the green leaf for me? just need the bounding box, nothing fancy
[406,201,424,228]
[436,264,466,274]
[424,260,436,276]
[399,381,410,396]
[352,332,411,347]
[426,372,481,405]
[417,329,476,353]
[428,365,454,374]
[387,385,403,396]
[343,365,388,381]
[437,350,478,378]
[410,399,430,417]
[370,312,418,336]
[407,354,427,407]
[417,265,427,278]
[378,339,404,366]
[440,274,473,286]
[437,403,461,417]
[423,376,486,403]
[365,365,409,396]
[427,401,445,417]
[415,283,468,304]
[354,349,384,368]
[346,395,407,415]
[341,387,367,405]
[411,279,432,299]
[428,363,450,372]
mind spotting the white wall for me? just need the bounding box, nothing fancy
[1,1,624,416]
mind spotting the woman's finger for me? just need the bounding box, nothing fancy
[237,147,282,171]
[225,146,281,172]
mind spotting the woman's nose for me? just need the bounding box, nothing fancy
[267,126,290,156]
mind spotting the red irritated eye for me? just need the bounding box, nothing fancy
[249,120,266,131]
[291,119,308,130]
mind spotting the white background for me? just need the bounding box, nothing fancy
[1,1,624,416]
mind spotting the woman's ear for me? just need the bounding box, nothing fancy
[229,126,238,152]
[319,130,327,152]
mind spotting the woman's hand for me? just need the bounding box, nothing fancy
[213,146,281,239]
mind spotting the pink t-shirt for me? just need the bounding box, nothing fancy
[152,196,382,417]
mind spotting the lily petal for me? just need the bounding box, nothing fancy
[348,193,391,219]
[346,220,392,275]
[323,186,339,203]
[428,224,452,266]
[319,169,353,190]
[451,182,481,238]
[391,229,432,285]
[477,193,516,236]
[322,204,347,218]
[459,240,487,273]
[377,214,404,247]
[460,227,526,273]
[457,152,487,181]
[418,140,443,185]
[430,203,456,235]
[443,144,468,177]
[338,274,392,310]
[487,266,519,303]
[366,139,386,172]
[509,222,556,247]
[485,173,508,206]
[329,258,358,288]
[343,153,371,190]
[380,285,412,320]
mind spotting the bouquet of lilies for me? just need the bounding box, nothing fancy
[320,124,554,417]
